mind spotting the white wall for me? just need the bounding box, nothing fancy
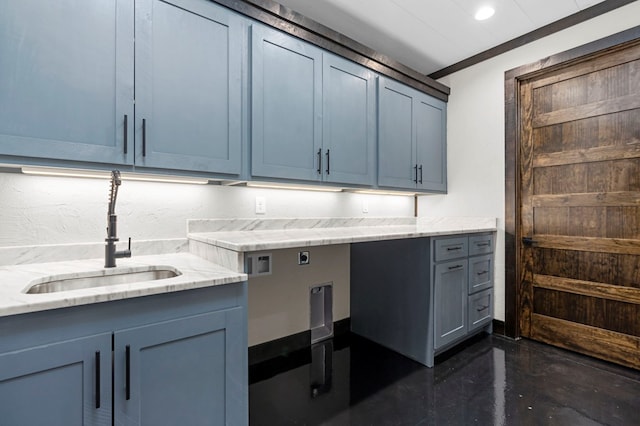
[419,1,640,321]
[0,172,413,247]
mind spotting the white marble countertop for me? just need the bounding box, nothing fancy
[0,253,247,317]
[188,217,497,252]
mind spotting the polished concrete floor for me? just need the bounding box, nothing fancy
[249,333,640,425]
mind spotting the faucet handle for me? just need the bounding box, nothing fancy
[127,237,131,251]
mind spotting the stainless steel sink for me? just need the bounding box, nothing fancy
[25,266,181,294]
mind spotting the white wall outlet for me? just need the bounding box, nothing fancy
[362,199,369,214]
[255,196,266,214]
[298,251,310,265]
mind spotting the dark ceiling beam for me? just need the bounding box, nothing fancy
[429,0,638,80]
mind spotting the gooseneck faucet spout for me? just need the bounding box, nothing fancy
[105,170,132,268]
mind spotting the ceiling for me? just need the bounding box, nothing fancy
[275,0,606,76]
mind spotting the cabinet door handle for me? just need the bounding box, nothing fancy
[142,119,147,157]
[123,114,128,155]
[477,270,489,276]
[317,148,322,175]
[95,351,101,409]
[125,345,131,401]
[418,165,423,184]
[448,264,463,270]
[413,164,418,183]
[446,246,462,251]
[326,149,330,175]
[476,305,490,312]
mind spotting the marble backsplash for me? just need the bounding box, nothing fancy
[187,217,418,233]
[0,238,189,266]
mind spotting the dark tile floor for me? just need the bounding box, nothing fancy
[249,333,640,425]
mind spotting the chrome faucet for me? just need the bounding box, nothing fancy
[105,170,131,268]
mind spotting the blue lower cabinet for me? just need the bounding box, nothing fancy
[0,333,112,426]
[115,307,245,426]
[0,283,248,426]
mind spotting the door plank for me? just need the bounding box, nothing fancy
[530,314,640,369]
[533,97,640,128]
[532,235,640,255]
[519,82,535,338]
[534,274,640,304]
[533,143,640,168]
[529,45,640,90]
[533,191,640,207]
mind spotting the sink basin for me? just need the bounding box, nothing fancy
[25,266,181,294]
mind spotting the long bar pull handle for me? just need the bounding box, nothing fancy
[326,149,330,175]
[446,246,462,251]
[125,345,131,401]
[418,165,423,184]
[123,115,128,155]
[95,351,101,409]
[413,164,418,183]
[142,119,147,157]
[317,148,322,175]
[448,264,463,271]
[476,305,490,312]
[477,270,489,276]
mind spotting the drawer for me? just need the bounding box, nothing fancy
[468,234,494,256]
[434,236,468,262]
[468,289,493,332]
[468,254,493,294]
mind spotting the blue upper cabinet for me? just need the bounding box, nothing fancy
[416,95,447,192]
[0,0,134,165]
[322,54,376,186]
[251,26,376,186]
[378,77,416,189]
[378,77,447,192]
[251,24,323,182]
[135,0,242,175]
[0,0,242,176]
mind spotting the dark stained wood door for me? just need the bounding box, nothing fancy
[519,42,640,369]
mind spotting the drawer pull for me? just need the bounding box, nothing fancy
[476,305,490,312]
[476,242,490,247]
[142,119,147,157]
[126,345,131,401]
[448,264,463,270]
[123,114,128,155]
[446,246,462,251]
[477,270,489,276]
[95,351,101,409]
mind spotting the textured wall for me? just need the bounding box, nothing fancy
[0,172,413,248]
[419,1,640,321]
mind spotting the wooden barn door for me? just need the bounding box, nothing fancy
[519,42,640,369]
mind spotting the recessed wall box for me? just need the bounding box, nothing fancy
[298,251,310,265]
[246,253,272,277]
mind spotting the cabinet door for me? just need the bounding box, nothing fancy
[251,24,323,181]
[322,54,375,186]
[0,333,112,426]
[114,307,246,426]
[415,94,447,192]
[378,77,417,189]
[433,259,468,349]
[135,0,242,174]
[0,0,134,165]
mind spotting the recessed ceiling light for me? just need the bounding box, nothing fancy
[475,6,495,21]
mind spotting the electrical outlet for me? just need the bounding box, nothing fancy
[255,196,266,214]
[298,251,310,265]
[362,199,369,213]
